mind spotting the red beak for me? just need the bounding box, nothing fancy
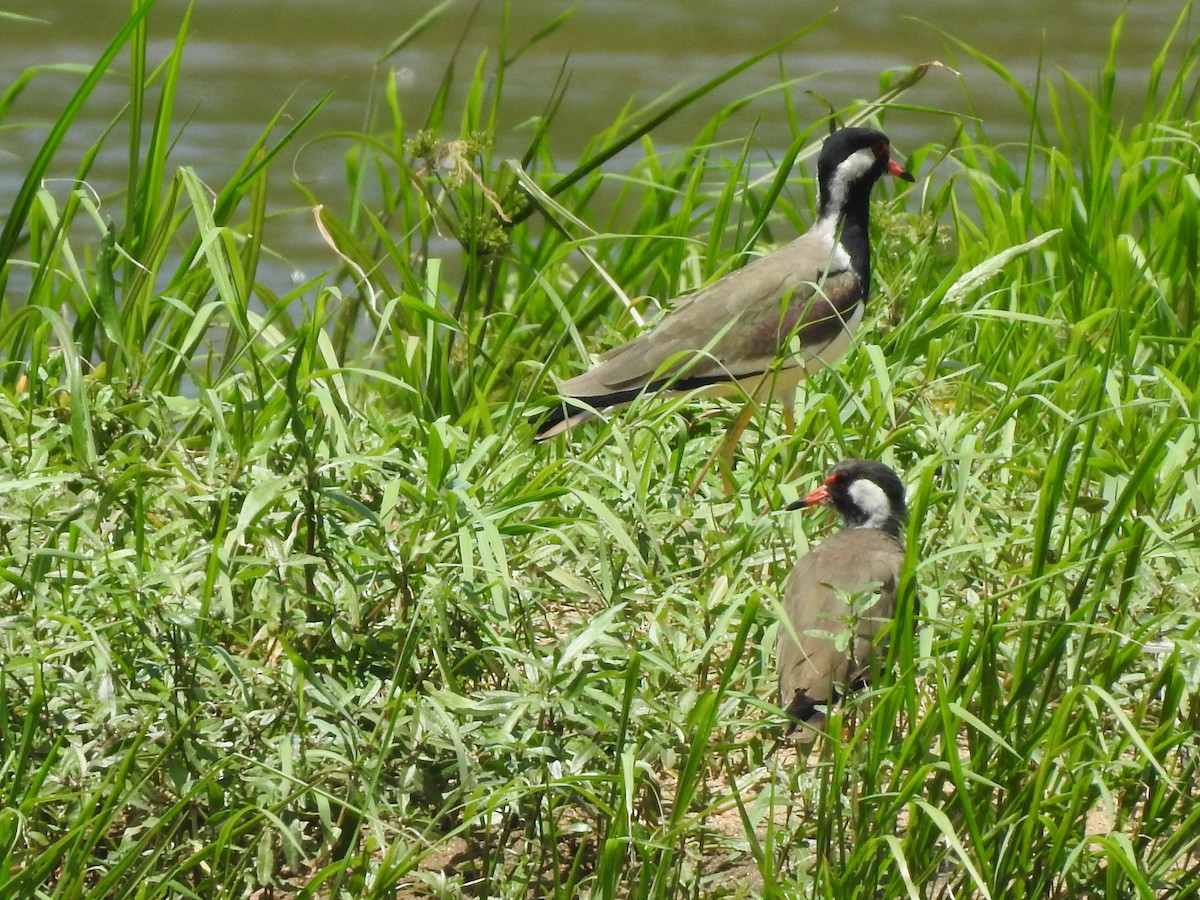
[888,158,915,182]
[787,484,831,511]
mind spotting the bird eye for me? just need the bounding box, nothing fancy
[873,141,890,158]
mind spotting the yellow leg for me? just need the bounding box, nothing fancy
[690,400,755,495]
[782,389,796,434]
[719,401,756,475]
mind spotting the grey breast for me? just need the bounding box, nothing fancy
[776,527,904,727]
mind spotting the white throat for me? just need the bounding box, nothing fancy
[847,478,894,530]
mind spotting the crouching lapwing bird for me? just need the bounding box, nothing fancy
[777,458,907,740]
[534,127,914,472]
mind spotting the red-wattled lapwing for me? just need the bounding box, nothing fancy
[534,128,914,472]
[777,458,907,740]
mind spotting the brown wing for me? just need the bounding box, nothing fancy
[557,231,863,399]
[775,528,904,733]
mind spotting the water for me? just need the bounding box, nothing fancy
[1,0,1192,287]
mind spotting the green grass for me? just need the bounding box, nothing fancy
[1,2,1199,897]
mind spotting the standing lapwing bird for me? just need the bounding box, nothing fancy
[777,458,907,739]
[534,127,914,450]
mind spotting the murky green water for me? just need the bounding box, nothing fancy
[1,1,1192,284]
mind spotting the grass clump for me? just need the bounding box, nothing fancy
[1,2,1198,898]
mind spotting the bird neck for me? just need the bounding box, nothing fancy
[850,515,903,538]
[817,189,873,291]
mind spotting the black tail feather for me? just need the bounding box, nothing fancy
[783,689,825,730]
[529,396,605,436]
[530,369,771,438]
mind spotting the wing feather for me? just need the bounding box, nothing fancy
[557,231,863,399]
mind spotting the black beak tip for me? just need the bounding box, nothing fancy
[898,170,916,183]
[785,498,808,511]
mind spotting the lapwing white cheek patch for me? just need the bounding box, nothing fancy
[825,148,879,212]
[839,147,879,181]
[848,478,893,529]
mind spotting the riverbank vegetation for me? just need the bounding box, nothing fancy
[1,2,1198,897]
